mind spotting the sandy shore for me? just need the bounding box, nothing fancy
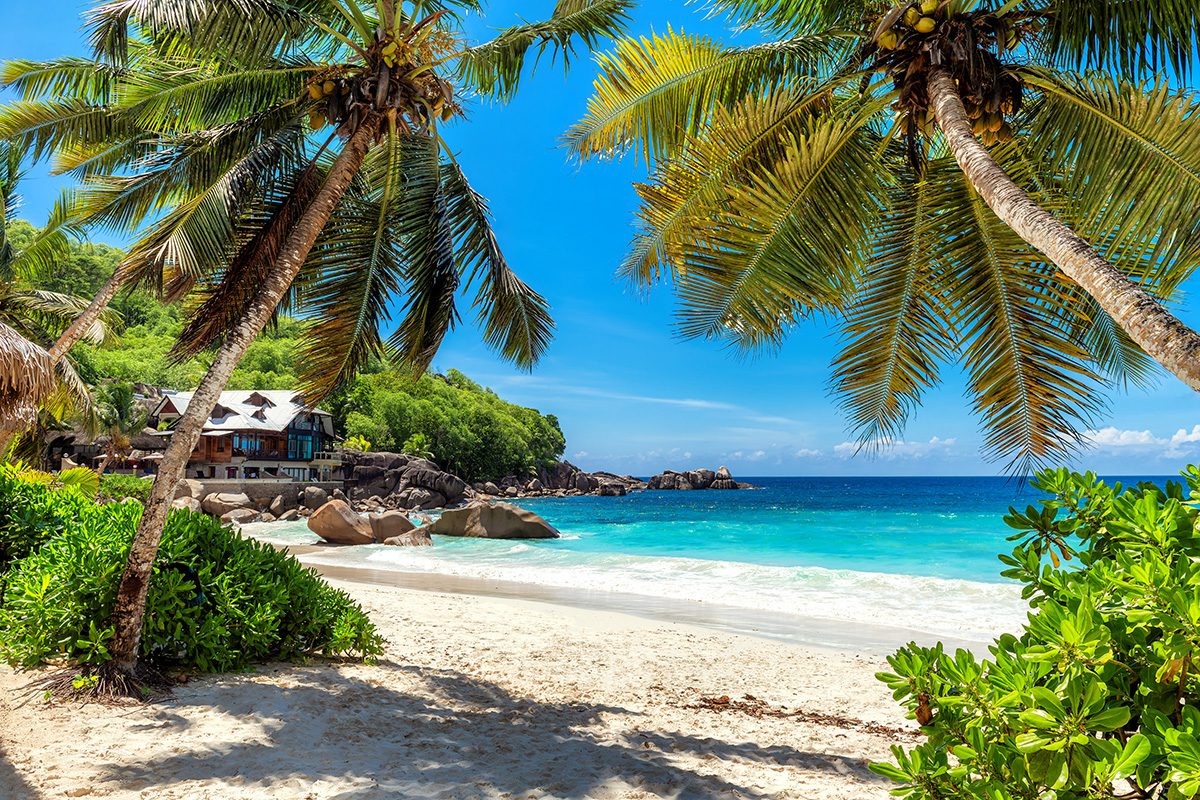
[0,579,919,799]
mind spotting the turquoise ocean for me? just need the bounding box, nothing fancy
[242,475,1172,646]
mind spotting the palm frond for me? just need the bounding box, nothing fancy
[565,28,850,163]
[388,134,458,373]
[704,0,876,37]
[1020,69,1200,288]
[933,151,1105,472]
[294,137,407,401]
[832,171,955,445]
[1034,0,1200,80]
[173,165,323,361]
[622,84,834,287]
[458,0,633,101]
[442,156,553,369]
[667,106,888,347]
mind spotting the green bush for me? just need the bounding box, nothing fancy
[874,467,1200,798]
[0,466,93,579]
[0,467,384,671]
[98,473,153,503]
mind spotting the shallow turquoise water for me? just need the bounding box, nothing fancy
[242,475,1171,641]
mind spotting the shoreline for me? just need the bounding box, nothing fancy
[296,549,1000,656]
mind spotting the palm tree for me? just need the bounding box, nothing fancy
[93,383,149,475]
[0,142,107,455]
[2,0,630,688]
[567,0,1200,468]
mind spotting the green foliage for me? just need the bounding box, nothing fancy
[0,465,383,670]
[336,368,565,482]
[98,473,152,503]
[875,466,1200,798]
[341,434,371,453]
[400,432,434,460]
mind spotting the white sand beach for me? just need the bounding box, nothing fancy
[0,578,920,799]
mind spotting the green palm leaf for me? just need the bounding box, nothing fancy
[442,157,554,370]
[459,0,634,100]
[671,106,887,347]
[832,171,956,445]
[565,27,850,162]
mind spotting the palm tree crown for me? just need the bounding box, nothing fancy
[3,0,632,399]
[568,0,1200,470]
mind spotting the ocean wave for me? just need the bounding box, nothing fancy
[301,540,1028,642]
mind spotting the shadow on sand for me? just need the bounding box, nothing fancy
[90,660,887,799]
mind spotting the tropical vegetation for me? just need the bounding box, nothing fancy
[0,464,382,685]
[876,467,1200,798]
[338,368,566,481]
[1,0,629,686]
[568,0,1200,471]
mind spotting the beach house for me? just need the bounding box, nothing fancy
[150,390,340,481]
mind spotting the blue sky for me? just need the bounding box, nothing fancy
[4,0,1199,477]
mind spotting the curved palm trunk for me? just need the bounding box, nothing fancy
[927,68,1200,392]
[105,120,379,675]
[48,268,124,363]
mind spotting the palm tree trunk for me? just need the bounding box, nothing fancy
[104,120,380,677]
[927,67,1200,392]
[0,429,14,461]
[48,268,124,363]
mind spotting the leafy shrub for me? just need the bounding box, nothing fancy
[874,467,1200,798]
[0,464,93,580]
[98,473,153,503]
[0,468,384,671]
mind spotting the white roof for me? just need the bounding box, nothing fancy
[155,390,331,434]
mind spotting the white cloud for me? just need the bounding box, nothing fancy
[795,448,823,458]
[1083,424,1200,458]
[834,436,957,460]
[573,451,589,459]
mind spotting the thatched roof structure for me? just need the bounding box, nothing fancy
[0,322,56,430]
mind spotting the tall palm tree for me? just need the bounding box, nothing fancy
[567,0,1200,469]
[2,0,630,688]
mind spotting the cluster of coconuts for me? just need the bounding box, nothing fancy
[303,46,456,131]
[877,0,941,50]
[963,95,1014,145]
[306,77,350,129]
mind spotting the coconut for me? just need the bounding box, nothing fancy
[914,16,936,33]
[920,0,938,13]
[904,7,921,26]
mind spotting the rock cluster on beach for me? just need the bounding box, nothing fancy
[306,498,558,546]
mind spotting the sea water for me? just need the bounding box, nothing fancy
[240,475,1171,647]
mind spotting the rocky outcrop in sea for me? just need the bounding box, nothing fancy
[646,466,752,490]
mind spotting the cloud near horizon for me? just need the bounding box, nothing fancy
[1083,424,1200,458]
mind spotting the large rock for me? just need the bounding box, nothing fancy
[401,467,467,502]
[383,529,433,547]
[369,510,416,543]
[278,508,300,522]
[269,493,297,515]
[201,492,252,516]
[685,469,715,489]
[174,479,205,501]
[598,483,626,497]
[172,496,202,513]
[221,508,260,525]
[302,485,330,510]
[395,487,446,510]
[482,481,500,496]
[526,478,544,492]
[307,499,374,545]
[428,502,559,539]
